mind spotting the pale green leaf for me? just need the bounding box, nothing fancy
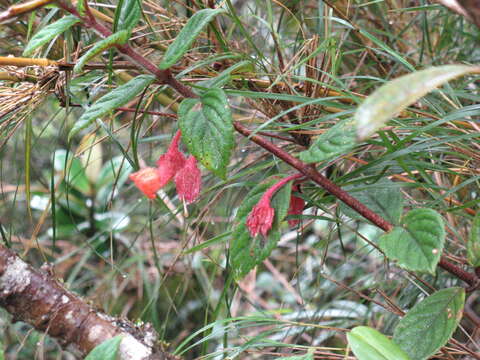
[23,15,80,56]
[347,326,411,360]
[96,156,133,205]
[178,88,234,178]
[85,335,122,360]
[114,0,141,33]
[74,30,129,74]
[299,119,356,163]
[467,212,480,266]
[159,8,226,69]
[379,208,445,273]
[69,75,156,140]
[394,287,465,360]
[355,65,480,140]
[230,179,292,280]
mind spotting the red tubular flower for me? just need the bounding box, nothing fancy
[287,185,305,227]
[246,173,304,237]
[156,130,186,187]
[174,156,202,203]
[129,167,163,199]
[246,196,275,237]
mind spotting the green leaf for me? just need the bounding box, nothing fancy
[85,335,123,360]
[394,287,465,360]
[355,65,480,140]
[379,208,445,274]
[23,15,80,56]
[230,179,292,280]
[179,88,234,178]
[347,326,411,360]
[77,0,86,16]
[69,75,156,140]
[96,156,133,205]
[339,179,404,225]
[467,212,480,266]
[54,149,91,195]
[298,119,356,163]
[114,0,141,33]
[159,8,226,69]
[198,60,254,89]
[74,30,129,74]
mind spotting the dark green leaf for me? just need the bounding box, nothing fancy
[467,212,480,266]
[355,65,480,140]
[159,8,226,69]
[85,335,123,360]
[230,179,292,280]
[114,0,141,33]
[339,179,404,225]
[347,326,410,360]
[394,287,465,360]
[379,208,445,274]
[74,30,129,74]
[299,119,356,163]
[179,88,234,178]
[69,75,156,140]
[23,15,80,56]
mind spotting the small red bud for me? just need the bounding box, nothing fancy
[129,167,163,199]
[174,156,201,203]
[246,196,275,237]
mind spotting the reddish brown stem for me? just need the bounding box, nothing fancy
[55,0,478,287]
[233,121,479,287]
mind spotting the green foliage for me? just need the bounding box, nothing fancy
[54,149,91,195]
[158,8,226,69]
[298,119,356,163]
[379,209,445,273]
[2,0,480,359]
[114,0,141,34]
[23,15,80,56]
[85,336,122,360]
[339,179,404,225]
[394,288,465,360]
[69,75,156,140]
[74,30,129,74]
[178,88,234,179]
[230,179,292,280]
[467,213,480,266]
[355,65,480,140]
[347,326,410,360]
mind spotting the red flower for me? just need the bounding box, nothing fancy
[129,167,163,199]
[246,173,304,237]
[287,185,305,227]
[246,196,275,237]
[174,156,201,203]
[156,131,186,187]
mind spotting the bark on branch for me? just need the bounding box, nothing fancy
[0,244,178,360]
